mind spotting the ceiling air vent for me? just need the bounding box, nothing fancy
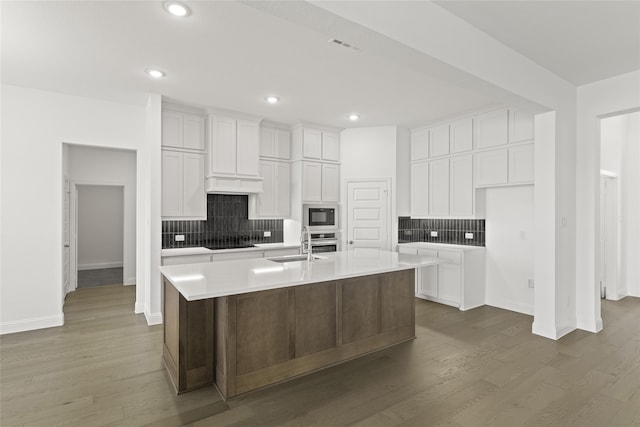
[328,38,361,52]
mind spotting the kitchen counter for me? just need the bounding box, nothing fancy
[161,242,301,257]
[398,242,485,251]
[161,249,443,398]
[160,249,442,301]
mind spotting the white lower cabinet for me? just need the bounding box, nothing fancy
[162,246,301,266]
[398,244,485,310]
[162,254,212,266]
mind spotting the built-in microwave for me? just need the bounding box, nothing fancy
[303,204,338,231]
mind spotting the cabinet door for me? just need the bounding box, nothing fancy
[259,127,275,158]
[275,129,291,160]
[451,118,473,153]
[429,125,450,157]
[410,161,429,217]
[509,109,534,143]
[475,109,508,149]
[303,162,322,202]
[236,120,259,176]
[183,114,205,151]
[209,116,237,175]
[256,161,275,216]
[437,251,462,306]
[475,149,508,186]
[417,248,438,298]
[162,254,212,266]
[450,155,473,217]
[303,128,322,159]
[274,162,291,217]
[509,144,534,184]
[428,158,450,216]
[162,150,183,217]
[321,132,340,161]
[162,111,183,148]
[321,163,340,202]
[411,129,429,161]
[182,153,206,218]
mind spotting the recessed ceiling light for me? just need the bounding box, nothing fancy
[348,114,360,121]
[265,96,280,104]
[164,2,190,17]
[145,68,165,78]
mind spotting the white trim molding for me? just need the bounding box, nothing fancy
[145,311,163,326]
[78,261,124,271]
[0,314,64,335]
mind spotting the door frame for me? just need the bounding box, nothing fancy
[343,178,392,251]
[70,181,128,292]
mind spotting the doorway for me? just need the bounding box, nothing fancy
[76,185,125,288]
[345,179,391,252]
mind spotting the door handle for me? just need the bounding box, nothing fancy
[349,240,354,245]
[64,243,70,248]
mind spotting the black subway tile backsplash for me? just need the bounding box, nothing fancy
[162,194,284,249]
[398,216,485,247]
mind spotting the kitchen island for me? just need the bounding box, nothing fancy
[160,249,442,399]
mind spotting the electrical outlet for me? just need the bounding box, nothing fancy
[465,232,474,239]
[174,234,185,242]
[263,231,271,237]
[528,279,535,288]
[430,231,438,237]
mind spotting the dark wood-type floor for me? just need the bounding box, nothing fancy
[77,268,124,288]
[1,285,639,426]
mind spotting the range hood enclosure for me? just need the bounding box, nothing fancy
[205,175,263,194]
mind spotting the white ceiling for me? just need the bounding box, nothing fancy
[2,1,638,129]
[435,0,640,86]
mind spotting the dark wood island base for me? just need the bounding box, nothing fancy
[163,269,415,399]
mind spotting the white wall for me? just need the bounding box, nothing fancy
[69,145,136,285]
[485,186,535,315]
[0,84,151,334]
[623,113,640,297]
[77,185,124,270]
[576,70,640,332]
[340,126,398,250]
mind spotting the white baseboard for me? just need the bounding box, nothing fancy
[145,311,163,325]
[532,321,575,340]
[124,276,136,286]
[78,261,123,271]
[135,302,144,314]
[0,314,64,335]
[485,297,534,316]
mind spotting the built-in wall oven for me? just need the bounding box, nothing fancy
[303,204,338,231]
[310,232,340,253]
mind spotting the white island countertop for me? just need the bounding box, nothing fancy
[160,249,443,301]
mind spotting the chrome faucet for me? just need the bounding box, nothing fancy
[300,226,312,262]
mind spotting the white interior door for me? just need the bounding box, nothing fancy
[63,177,71,297]
[600,175,618,300]
[346,180,390,253]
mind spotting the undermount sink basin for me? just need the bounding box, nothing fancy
[267,254,326,263]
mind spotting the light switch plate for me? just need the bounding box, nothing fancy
[430,231,438,237]
[174,234,185,242]
[465,232,474,239]
[264,231,271,237]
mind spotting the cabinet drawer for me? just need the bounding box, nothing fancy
[162,254,212,266]
[398,246,418,255]
[417,248,438,258]
[211,251,263,261]
[437,251,462,265]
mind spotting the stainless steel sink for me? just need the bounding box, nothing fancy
[267,254,325,263]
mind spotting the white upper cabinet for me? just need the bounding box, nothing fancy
[475,148,508,187]
[450,155,474,217]
[236,119,260,176]
[253,160,291,218]
[410,161,429,217]
[162,111,205,151]
[450,118,473,154]
[321,163,340,202]
[162,150,205,219]
[302,128,322,159]
[428,158,450,216]
[509,109,535,143]
[260,126,291,160]
[411,129,429,161]
[302,161,323,202]
[475,109,508,149]
[208,116,237,175]
[509,144,534,184]
[429,125,450,157]
[321,132,340,162]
